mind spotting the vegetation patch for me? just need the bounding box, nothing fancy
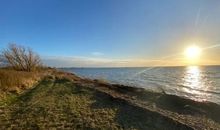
[0,76,193,130]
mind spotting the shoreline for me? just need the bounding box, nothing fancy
[0,69,220,129]
[61,68,220,106]
[54,70,220,129]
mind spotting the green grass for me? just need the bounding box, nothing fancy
[0,94,17,107]
[0,77,118,129]
[0,76,192,130]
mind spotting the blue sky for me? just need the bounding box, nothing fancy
[0,0,220,67]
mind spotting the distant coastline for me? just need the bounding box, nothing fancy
[58,64,220,69]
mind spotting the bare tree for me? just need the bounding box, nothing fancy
[1,44,41,71]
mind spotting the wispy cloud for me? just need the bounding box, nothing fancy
[42,55,186,68]
[91,52,104,56]
[42,56,129,68]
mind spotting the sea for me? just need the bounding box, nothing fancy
[61,66,220,105]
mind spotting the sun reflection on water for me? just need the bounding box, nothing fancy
[184,66,201,88]
[182,66,208,102]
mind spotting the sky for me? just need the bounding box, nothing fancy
[0,0,220,67]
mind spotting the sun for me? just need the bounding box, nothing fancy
[184,45,201,60]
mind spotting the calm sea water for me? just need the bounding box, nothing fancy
[62,66,220,104]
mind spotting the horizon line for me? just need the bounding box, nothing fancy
[57,64,220,69]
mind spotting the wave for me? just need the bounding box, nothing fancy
[177,84,220,95]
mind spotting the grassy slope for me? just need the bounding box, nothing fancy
[0,69,219,129]
[0,75,193,130]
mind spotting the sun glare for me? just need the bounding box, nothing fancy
[185,45,201,60]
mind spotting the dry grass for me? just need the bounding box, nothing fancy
[0,68,45,94]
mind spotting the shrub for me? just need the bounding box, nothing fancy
[0,44,41,72]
